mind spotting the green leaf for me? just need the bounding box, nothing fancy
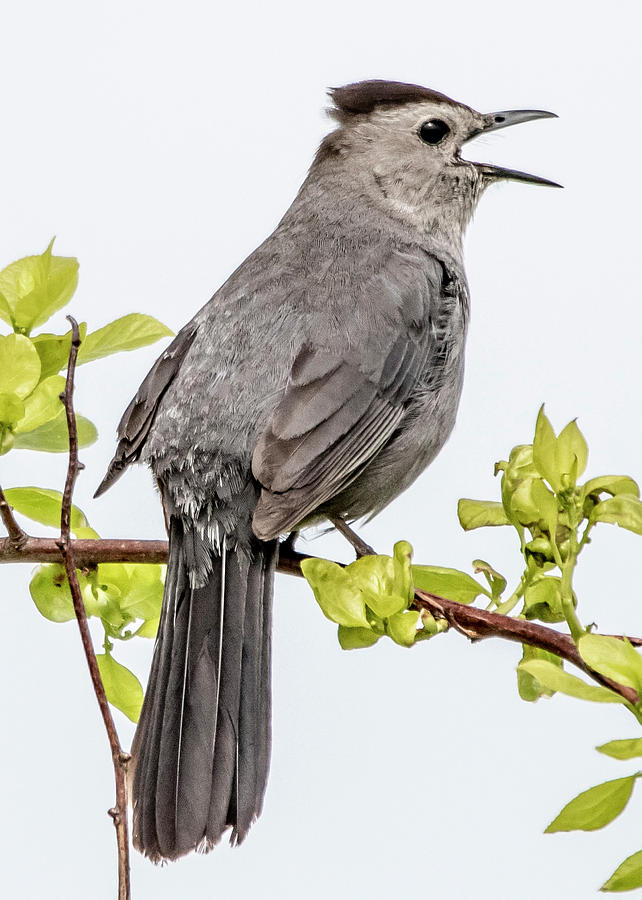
[0,393,25,427]
[545,775,639,833]
[0,333,41,397]
[12,410,97,452]
[511,477,558,534]
[392,540,414,603]
[75,526,100,539]
[387,609,420,647]
[532,409,589,490]
[601,849,642,892]
[136,617,160,639]
[509,477,558,532]
[0,240,79,332]
[415,607,448,639]
[412,564,490,604]
[29,563,89,623]
[557,419,588,481]
[523,577,566,624]
[94,562,130,592]
[518,660,624,704]
[509,479,540,526]
[533,405,561,491]
[347,555,408,618]
[472,559,506,600]
[499,444,539,524]
[76,313,173,365]
[533,478,559,534]
[4,486,89,534]
[301,558,370,628]
[0,288,12,326]
[337,625,380,650]
[583,476,640,501]
[85,570,127,629]
[525,536,556,563]
[579,635,642,695]
[31,323,88,378]
[501,443,538,478]
[597,739,642,761]
[591,495,642,536]
[96,653,144,723]
[517,645,563,702]
[458,498,510,530]
[13,375,65,433]
[0,427,14,455]
[115,563,165,621]
[82,573,108,618]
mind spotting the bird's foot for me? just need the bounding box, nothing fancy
[280,530,299,555]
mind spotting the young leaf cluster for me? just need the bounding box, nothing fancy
[7,486,163,722]
[301,541,446,649]
[0,243,173,721]
[301,406,642,892]
[460,407,642,703]
[0,240,172,455]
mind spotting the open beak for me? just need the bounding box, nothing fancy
[467,108,562,188]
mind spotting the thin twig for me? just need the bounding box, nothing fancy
[0,484,27,548]
[56,316,130,900]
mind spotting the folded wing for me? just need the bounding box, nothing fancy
[94,325,197,497]
[251,331,430,539]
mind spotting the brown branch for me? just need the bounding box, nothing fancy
[0,535,308,571]
[0,536,168,566]
[56,317,130,900]
[0,484,27,548]
[2,523,641,706]
[281,553,641,706]
[412,590,640,706]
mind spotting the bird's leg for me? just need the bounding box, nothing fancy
[328,515,375,558]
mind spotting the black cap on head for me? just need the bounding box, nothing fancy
[329,80,458,120]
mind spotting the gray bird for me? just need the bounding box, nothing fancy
[96,79,559,862]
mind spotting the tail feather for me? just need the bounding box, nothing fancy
[131,516,277,861]
[257,556,274,815]
[205,547,247,840]
[132,547,187,859]
[157,566,222,857]
[234,550,274,841]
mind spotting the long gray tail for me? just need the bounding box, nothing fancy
[131,515,278,862]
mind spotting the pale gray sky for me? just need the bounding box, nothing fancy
[2,1,642,898]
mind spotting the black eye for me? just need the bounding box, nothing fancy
[419,119,450,145]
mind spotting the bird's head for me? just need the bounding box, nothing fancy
[314,79,560,247]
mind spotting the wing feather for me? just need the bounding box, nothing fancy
[95,325,197,496]
[251,335,425,539]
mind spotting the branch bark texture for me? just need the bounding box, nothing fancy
[56,317,131,900]
[0,485,27,548]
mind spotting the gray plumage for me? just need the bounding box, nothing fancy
[96,79,558,862]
